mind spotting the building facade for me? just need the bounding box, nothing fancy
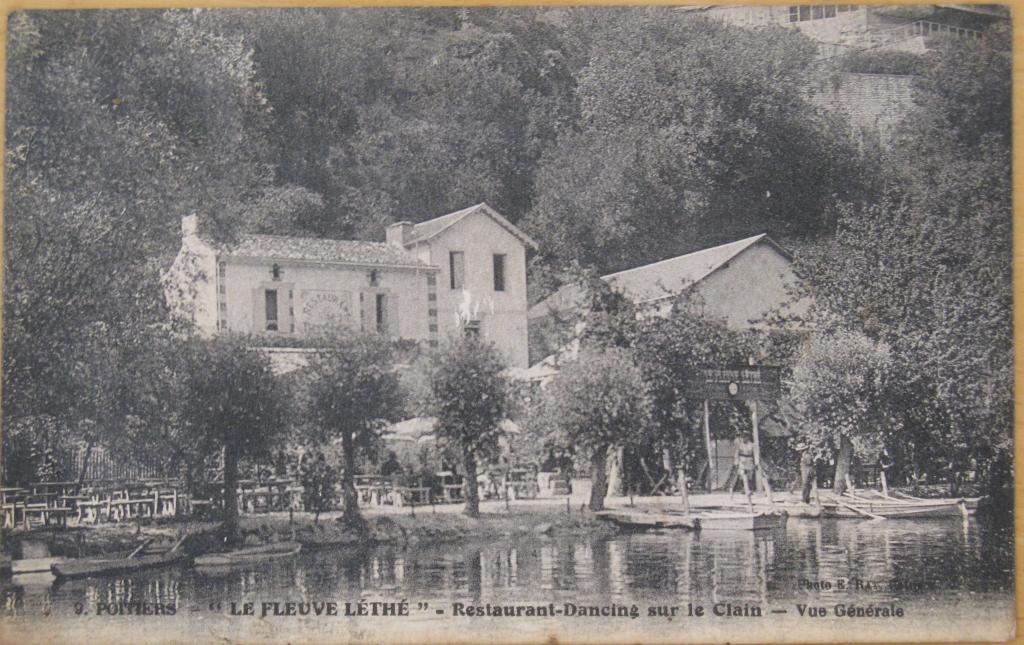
[690,4,1007,57]
[527,234,811,365]
[386,203,537,369]
[165,203,535,367]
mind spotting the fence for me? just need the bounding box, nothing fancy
[902,20,982,40]
[60,444,168,482]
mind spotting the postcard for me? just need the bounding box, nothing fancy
[0,4,1015,644]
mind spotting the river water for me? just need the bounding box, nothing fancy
[1,517,1014,643]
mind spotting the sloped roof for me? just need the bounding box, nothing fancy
[225,234,432,269]
[528,233,789,319]
[605,233,785,303]
[408,203,538,250]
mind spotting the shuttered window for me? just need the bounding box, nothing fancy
[493,254,506,292]
[450,251,465,290]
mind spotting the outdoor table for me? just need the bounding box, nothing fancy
[1,500,24,529]
[30,481,78,496]
[155,489,179,516]
[76,498,110,524]
[22,502,72,529]
[355,475,391,506]
[0,487,27,504]
[60,495,90,524]
[440,484,464,503]
[392,486,431,507]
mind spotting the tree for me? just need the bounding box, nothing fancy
[797,25,1012,489]
[428,337,508,518]
[129,333,286,543]
[3,9,274,430]
[524,11,872,278]
[787,329,899,494]
[303,332,403,523]
[537,347,651,510]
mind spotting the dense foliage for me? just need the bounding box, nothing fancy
[787,329,899,493]
[796,27,1012,490]
[536,347,651,510]
[303,333,404,522]
[2,9,1011,499]
[427,337,509,517]
[128,333,287,543]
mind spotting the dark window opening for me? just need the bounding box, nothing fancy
[265,289,278,331]
[271,264,282,281]
[376,293,387,333]
[449,251,465,290]
[493,254,506,292]
[369,270,381,286]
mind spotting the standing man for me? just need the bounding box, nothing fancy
[797,441,817,504]
[729,433,757,501]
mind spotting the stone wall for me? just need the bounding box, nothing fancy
[807,72,916,148]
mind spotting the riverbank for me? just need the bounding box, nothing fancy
[5,486,1006,561]
[2,498,618,560]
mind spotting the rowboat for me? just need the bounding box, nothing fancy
[594,510,698,530]
[777,490,971,520]
[825,499,964,519]
[891,490,984,515]
[52,536,188,580]
[595,508,785,531]
[52,550,187,580]
[194,541,302,567]
[693,510,787,531]
[12,557,65,576]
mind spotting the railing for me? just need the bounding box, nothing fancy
[903,20,982,40]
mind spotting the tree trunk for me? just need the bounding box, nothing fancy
[833,435,853,495]
[341,432,360,523]
[462,447,480,518]
[222,444,240,546]
[76,440,95,488]
[606,447,624,497]
[589,445,609,511]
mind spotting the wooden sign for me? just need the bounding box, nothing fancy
[685,366,781,401]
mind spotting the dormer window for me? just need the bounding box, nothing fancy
[271,264,282,281]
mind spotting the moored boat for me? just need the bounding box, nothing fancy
[51,536,188,580]
[194,541,302,567]
[12,557,65,576]
[694,510,787,531]
[826,498,965,519]
[596,508,785,531]
[52,550,188,580]
[594,510,698,530]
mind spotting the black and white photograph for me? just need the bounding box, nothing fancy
[0,4,1015,644]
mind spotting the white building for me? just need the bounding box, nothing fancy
[165,203,536,368]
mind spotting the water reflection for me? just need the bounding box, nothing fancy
[0,517,1012,627]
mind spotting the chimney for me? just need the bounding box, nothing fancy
[386,221,414,248]
[181,213,199,239]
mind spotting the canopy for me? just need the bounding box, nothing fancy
[381,416,520,444]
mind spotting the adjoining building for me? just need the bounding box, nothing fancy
[165,202,536,368]
[683,5,1008,149]
[528,233,811,366]
[526,234,812,491]
[686,4,1007,57]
